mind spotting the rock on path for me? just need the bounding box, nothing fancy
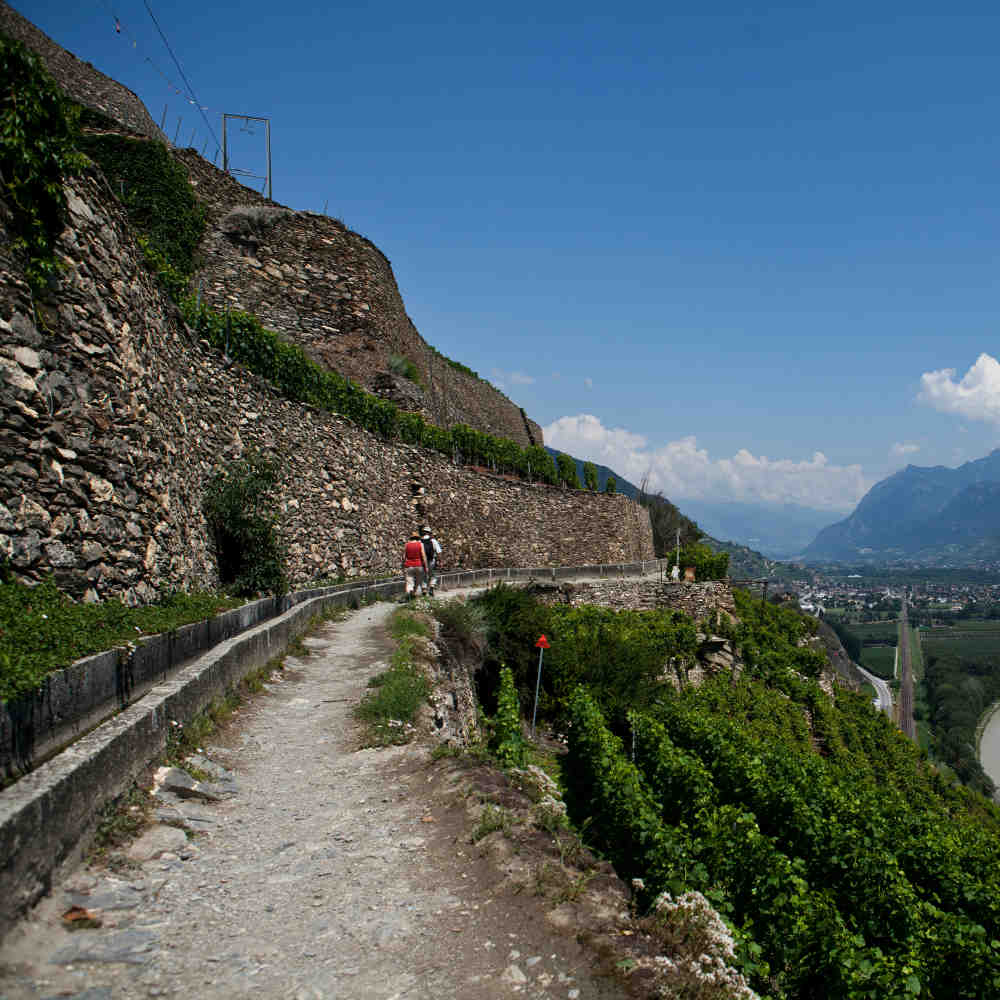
[0,601,624,1000]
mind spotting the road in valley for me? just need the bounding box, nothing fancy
[855,662,893,718]
[897,599,916,740]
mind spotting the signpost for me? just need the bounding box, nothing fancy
[531,635,550,738]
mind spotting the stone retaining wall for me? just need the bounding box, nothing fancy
[0,169,653,603]
[0,1,164,140]
[538,579,737,621]
[175,149,544,447]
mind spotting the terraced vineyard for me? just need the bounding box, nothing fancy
[477,586,1000,999]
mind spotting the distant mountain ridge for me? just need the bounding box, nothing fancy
[677,499,839,560]
[804,449,1000,565]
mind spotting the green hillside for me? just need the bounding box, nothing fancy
[474,584,1000,1000]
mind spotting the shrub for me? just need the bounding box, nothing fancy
[678,542,729,581]
[0,34,87,291]
[492,665,528,766]
[202,451,287,597]
[604,476,617,495]
[78,132,205,278]
[583,461,599,491]
[388,354,421,383]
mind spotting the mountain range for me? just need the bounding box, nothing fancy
[675,499,838,560]
[804,448,1000,565]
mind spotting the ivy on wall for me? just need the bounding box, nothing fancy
[0,34,87,292]
[78,132,206,278]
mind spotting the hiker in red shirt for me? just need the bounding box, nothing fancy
[402,530,429,599]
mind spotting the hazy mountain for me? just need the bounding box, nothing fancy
[804,449,1000,564]
[677,499,841,559]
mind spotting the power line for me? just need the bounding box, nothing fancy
[141,0,220,153]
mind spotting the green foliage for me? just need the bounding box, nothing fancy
[355,621,430,746]
[637,482,702,560]
[475,585,698,730]
[925,649,999,795]
[677,542,730,581]
[78,133,206,278]
[0,579,240,703]
[429,343,480,380]
[555,453,581,489]
[492,665,528,767]
[525,445,559,484]
[829,619,863,662]
[563,675,1000,999]
[0,34,87,292]
[604,476,616,495]
[582,461,599,491]
[388,353,421,383]
[389,609,432,641]
[202,451,287,598]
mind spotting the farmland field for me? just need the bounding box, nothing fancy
[850,622,899,643]
[859,644,895,679]
[920,623,1000,660]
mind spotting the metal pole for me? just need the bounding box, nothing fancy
[222,114,228,174]
[173,116,182,145]
[531,647,544,739]
[160,104,168,129]
[265,118,272,200]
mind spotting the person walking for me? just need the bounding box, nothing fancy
[420,526,442,596]
[402,530,428,599]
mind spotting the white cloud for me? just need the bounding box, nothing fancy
[543,414,866,511]
[891,442,920,458]
[918,353,1000,424]
[510,371,535,385]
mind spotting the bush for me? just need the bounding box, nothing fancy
[78,132,205,278]
[0,34,87,291]
[202,451,287,597]
[388,354,421,384]
[583,461,599,491]
[492,665,528,766]
[604,476,617,495]
[678,543,729,581]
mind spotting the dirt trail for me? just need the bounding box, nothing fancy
[0,598,626,1000]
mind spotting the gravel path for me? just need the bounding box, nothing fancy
[0,599,625,1000]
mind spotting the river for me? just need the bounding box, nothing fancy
[979,704,1000,790]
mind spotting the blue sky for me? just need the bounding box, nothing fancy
[15,0,1000,514]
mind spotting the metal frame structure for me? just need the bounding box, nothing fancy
[221,113,272,200]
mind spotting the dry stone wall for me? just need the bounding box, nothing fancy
[539,579,737,621]
[0,170,652,602]
[3,8,542,448]
[176,150,544,448]
[0,1,164,141]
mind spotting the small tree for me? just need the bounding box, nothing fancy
[604,476,617,495]
[203,451,287,597]
[677,542,729,582]
[556,453,581,489]
[583,461,599,491]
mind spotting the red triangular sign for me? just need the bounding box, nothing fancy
[535,635,550,649]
